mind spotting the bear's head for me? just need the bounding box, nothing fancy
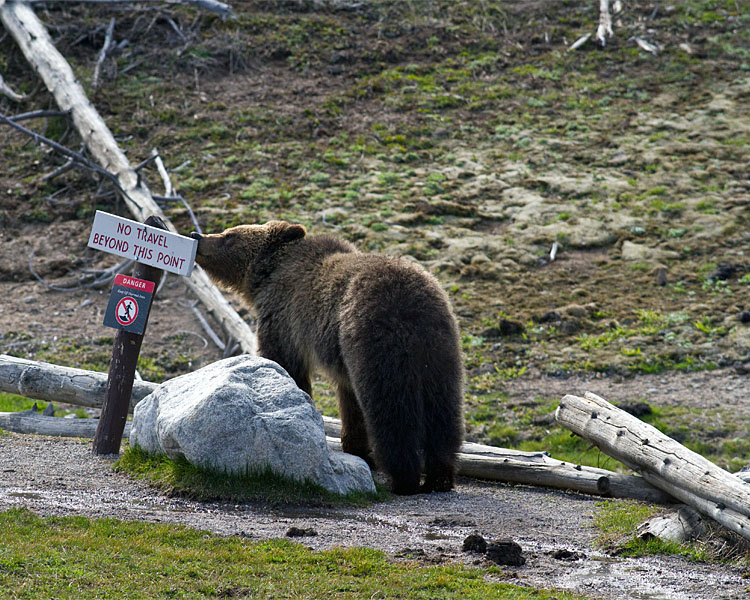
[191,220,306,292]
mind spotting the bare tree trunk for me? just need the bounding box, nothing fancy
[0,1,255,354]
[556,392,750,541]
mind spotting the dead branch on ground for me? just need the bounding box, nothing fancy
[91,17,115,89]
[27,0,234,20]
[0,72,29,101]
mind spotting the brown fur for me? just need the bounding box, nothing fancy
[191,221,464,494]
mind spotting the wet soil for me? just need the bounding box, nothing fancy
[1,432,749,600]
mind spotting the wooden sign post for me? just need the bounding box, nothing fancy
[90,212,198,455]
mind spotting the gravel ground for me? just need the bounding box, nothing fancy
[1,430,749,600]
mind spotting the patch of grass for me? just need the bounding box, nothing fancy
[0,508,585,600]
[465,392,628,470]
[593,500,713,560]
[594,500,660,545]
[0,392,43,413]
[517,431,627,472]
[593,500,748,564]
[0,393,87,418]
[115,445,384,506]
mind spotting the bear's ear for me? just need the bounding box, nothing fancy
[265,220,306,245]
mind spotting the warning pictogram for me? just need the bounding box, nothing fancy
[115,296,139,326]
[103,274,155,335]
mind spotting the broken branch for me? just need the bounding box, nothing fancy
[92,17,115,89]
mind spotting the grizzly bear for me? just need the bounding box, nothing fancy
[190,221,464,494]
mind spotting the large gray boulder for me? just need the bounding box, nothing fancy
[129,355,375,496]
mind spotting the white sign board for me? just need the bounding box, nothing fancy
[87,211,198,276]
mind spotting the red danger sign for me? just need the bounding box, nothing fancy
[103,274,155,335]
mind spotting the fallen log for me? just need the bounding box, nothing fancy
[455,451,670,503]
[0,354,155,413]
[0,1,255,354]
[0,356,671,502]
[556,392,750,541]
[0,406,131,440]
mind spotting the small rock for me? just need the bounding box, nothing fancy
[286,527,317,538]
[653,266,668,286]
[621,241,678,262]
[537,311,561,323]
[552,549,586,561]
[23,295,38,304]
[559,319,581,335]
[564,304,589,318]
[486,540,526,566]
[738,311,750,324]
[498,319,524,336]
[481,320,524,337]
[462,533,487,554]
[711,262,737,281]
[470,363,496,377]
[617,401,652,418]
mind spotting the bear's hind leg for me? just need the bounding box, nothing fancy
[337,383,373,466]
[421,384,463,493]
[347,374,423,495]
[422,454,457,493]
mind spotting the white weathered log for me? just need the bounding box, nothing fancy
[456,451,670,503]
[327,413,669,502]
[637,505,707,543]
[0,2,255,354]
[636,470,750,542]
[0,408,130,439]
[556,392,750,540]
[0,354,156,412]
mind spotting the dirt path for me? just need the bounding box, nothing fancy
[1,431,748,600]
